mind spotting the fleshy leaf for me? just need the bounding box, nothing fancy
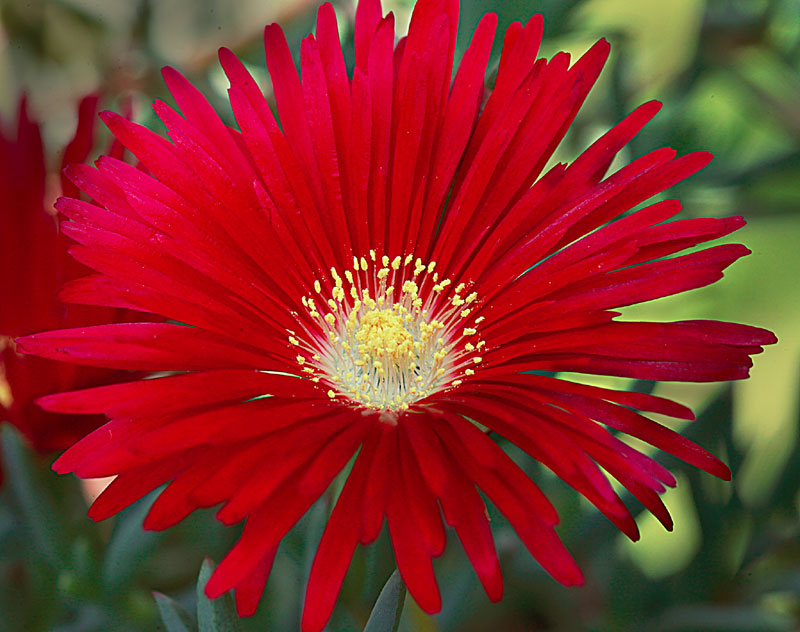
[154,591,197,632]
[101,489,162,593]
[364,569,407,632]
[197,558,242,632]
[0,426,66,569]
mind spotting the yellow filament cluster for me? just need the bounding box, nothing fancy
[288,252,484,411]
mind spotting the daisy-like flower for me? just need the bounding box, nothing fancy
[18,0,775,629]
[0,95,134,471]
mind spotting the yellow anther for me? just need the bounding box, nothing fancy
[473,356,482,364]
[477,341,485,349]
[295,253,487,412]
[354,309,414,365]
[402,280,419,295]
[475,316,485,324]
[302,296,309,308]
[309,310,320,318]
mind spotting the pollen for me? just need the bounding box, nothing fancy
[288,253,485,411]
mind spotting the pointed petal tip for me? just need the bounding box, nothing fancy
[566,568,585,587]
[264,22,283,37]
[592,37,612,56]
[235,598,259,618]
[204,568,228,600]
[12,334,33,355]
[160,66,185,85]
[52,454,71,475]
[99,110,124,128]
[34,393,61,413]
[415,591,443,615]
[483,574,504,602]
[693,149,714,167]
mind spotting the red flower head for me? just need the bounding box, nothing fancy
[18,1,776,629]
[0,95,135,466]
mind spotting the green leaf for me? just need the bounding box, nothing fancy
[154,591,196,632]
[101,489,163,594]
[0,425,66,569]
[364,569,406,632]
[196,558,241,632]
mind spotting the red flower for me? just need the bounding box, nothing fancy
[0,95,135,467]
[18,0,775,629]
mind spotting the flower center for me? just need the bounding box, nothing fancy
[355,309,415,363]
[288,252,485,411]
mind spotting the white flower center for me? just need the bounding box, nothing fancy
[288,252,485,411]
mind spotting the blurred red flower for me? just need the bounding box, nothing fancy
[18,0,776,629]
[0,95,134,473]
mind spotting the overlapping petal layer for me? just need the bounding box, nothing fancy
[0,95,137,459]
[17,1,775,629]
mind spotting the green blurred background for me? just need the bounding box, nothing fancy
[1,0,799,630]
